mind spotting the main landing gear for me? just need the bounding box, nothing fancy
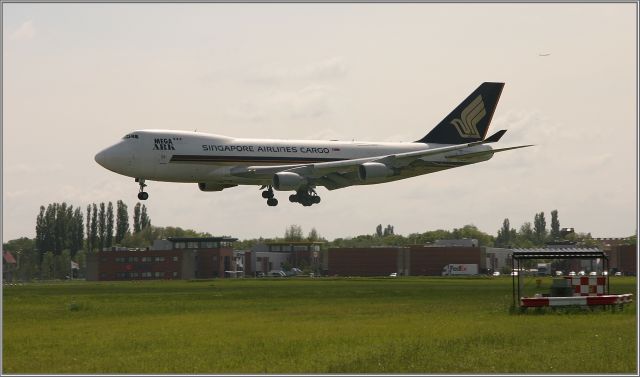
[289,188,321,207]
[259,186,322,207]
[136,178,149,200]
[260,186,278,207]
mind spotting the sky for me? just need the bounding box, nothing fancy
[2,3,638,243]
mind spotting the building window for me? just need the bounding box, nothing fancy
[257,257,262,262]
[271,246,281,252]
[293,246,307,252]
[173,256,179,262]
[172,272,178,278]
[155,272,163,278]
[312,245,320,252]
[155,256,165,262]
[175,242,186,249]
[282,245,292,252]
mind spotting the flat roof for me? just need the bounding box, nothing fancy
[265,241,325,245]
[167,237,238,243]
[511,248,606,260]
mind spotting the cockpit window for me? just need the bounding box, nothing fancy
[123,134,139,139]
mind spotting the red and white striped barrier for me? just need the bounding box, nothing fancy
[521,294,633,307]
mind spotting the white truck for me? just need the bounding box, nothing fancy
[441,264,479,276]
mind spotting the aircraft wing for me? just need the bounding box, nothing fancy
[230,140,492,190]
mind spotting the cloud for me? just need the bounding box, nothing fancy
[228,85,334,121]
[9,20,36,41]
[246,57,348,84]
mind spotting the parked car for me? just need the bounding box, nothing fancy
[578,271,586,276]
[615,272,623,276]
[569,271,576,276]
[389,272,398,277]
[589,271,597,276]
[492,271,501,276]
[510,271,518,276]
[555,271,563,276]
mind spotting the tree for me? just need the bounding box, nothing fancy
[533,212,547,246]
[86,205,92,250]
[495,218,512,247]
[70,207,84,256]
[98,202,106,250]
[90,203,98,252]
[284,225,304,241]
[375,224,383,237]
[133,203,142,233]
[106,202,114,248]
[41,251,55,280]
[140,204,150,229]
[516,222,535,247]
[35,206,46,257]
[115,200,129,244]
[307,228,320,242]
[383,225,395,236]
[56,250,71,279]
[550,209,560,240]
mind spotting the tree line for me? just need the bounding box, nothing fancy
[5,200,151,281]
[3,205,636,282]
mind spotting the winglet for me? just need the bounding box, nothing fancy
[484,130,507,143]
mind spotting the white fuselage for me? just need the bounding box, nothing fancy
[95,129,493,188]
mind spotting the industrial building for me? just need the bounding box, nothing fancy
[245,241,325,276]
[83,235,636,280]
[86,237,237,281]
[327,242,511,276]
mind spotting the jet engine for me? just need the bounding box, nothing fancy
[358,162,394,181]
[198,182,237,192]
[273,172,307,191]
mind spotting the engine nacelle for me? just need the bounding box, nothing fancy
[273,172,307,191]
[198,182,237,192]
[358,162,394,181]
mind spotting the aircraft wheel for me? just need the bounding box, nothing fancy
[138,192,149,200]
[267,198,278,207]
[289,194,298,203]
[313,196,321,204]
[262,191,272,199]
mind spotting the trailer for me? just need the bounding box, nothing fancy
[441,264,478,276]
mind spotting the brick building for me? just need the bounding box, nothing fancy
[328,245,490,276]
[86,237,237,281]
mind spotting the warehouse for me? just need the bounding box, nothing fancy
[327,242,503,276]
[86,236,237,281]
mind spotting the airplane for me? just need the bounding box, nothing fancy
[95,82,532,207]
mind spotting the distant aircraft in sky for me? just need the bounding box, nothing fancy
[95,82,532,207]
[538,53,551,56]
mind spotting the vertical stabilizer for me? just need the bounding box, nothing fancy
[416,82,504,144]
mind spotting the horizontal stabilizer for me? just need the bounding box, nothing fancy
[445,144,534,161]
[484,130,507,143]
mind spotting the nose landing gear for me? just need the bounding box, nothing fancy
[136,178,149,200]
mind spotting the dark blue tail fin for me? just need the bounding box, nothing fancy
[416,82,504,144]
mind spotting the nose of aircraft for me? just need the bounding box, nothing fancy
[94,149,109,167]
[95,143,132,173]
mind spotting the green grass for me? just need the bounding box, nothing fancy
[2,277,637,374]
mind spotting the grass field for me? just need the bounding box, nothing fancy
[2,276,637,374]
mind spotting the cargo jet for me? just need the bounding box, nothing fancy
[95,82,532,207]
